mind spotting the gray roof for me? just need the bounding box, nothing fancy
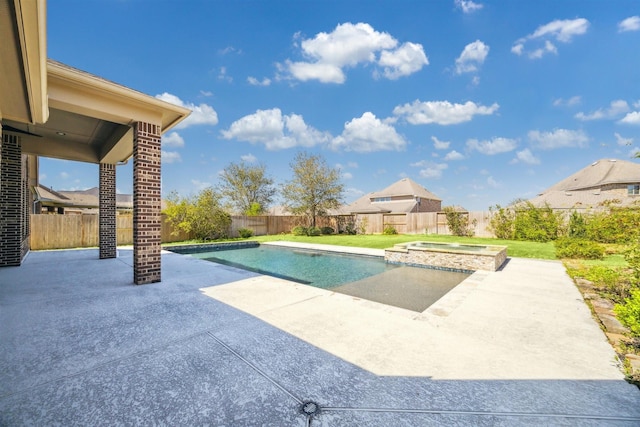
[542,158,640,192]
[340,178,441,214]
[528,159,640,209]
[369,177,441,200]
[33,185,133,210]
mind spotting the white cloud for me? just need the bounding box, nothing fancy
[512,18,589,59]
[575,100,629,121]
[444,150,464,161]
[431,136,450,150]
[60,172,70,179]
[455,40,489,74]
[219,46,241,55]
[331,112,407,152]
[528,129,589,149]
[191,179,212,191]
[162,151,182,164]
[39,173,47,181]
[200,90,213,97]
[221,108,331,150]
[511,148,540,165]
[416,162,448,179]
[619,111,640,125]
[156,93,219,128]
[511,43,524,55]
[487,176,500,188]
[280,22,426,83]
[247,76,272,86]
[614,132,633,146]
[218,66,233,83]
[162,132,185,148]
[285,61,345,83]
[553,96,581,107]
[618,16,640,32]
[378,42,429,79]
[455,0,483,13]
[241,153,257,163]
[342,172,354,180]
[528,40,557,59]
[466,137,517,155]
[394,100,499,125]
[348,162,359,168]
[630,147,640,158]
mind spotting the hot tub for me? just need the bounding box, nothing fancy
[384,241,507,272]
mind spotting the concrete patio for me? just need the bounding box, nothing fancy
[1,246,639,426]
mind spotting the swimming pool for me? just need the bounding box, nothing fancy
[170,242,472,312]
[185,245,399,289]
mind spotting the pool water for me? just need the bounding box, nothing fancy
[189,245,400,289]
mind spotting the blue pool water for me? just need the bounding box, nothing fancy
[187,245,400,289]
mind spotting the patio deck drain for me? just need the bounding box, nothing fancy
[300,400,320,417]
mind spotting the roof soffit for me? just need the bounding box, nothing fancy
[47,60,190,131]
[0,0,47,123]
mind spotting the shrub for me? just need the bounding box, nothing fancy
[585,208,640,244]
[512,202,563,242]
[488,204,515,239]
[555,237,604,260]
[568,211,587,239]
[307,226,322,236]
[442,206,476,237]
[383,225,398,235]
[291,226,307,236]
[163,188,231,240]
[615,289,640,337]
[237,228,254,238]
[320,226,334,235]
[625,239,640,285]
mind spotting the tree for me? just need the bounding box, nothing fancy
[281,152,344,228]
[163,188,231,240]
[218,161,276,215]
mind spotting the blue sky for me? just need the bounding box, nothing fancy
[42,0,639,211]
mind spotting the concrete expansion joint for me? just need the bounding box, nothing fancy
[203,332,640,425]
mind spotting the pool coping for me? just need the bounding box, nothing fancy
[187,240,489,319]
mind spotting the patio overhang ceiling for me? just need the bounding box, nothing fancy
[0,0,48,125]
[4,60,191,164]
[1,0,191,165]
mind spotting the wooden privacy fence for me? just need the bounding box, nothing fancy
[354,211,493,237]
[29,214,189,250]
[29,211,494,250]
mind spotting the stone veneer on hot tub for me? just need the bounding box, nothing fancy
[384,241,507,272]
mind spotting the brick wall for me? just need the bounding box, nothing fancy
[133,122,162,284]
[0,133,28,266]
[99,163,116,259]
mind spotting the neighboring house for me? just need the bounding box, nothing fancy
[527,158,640,210]
[33,185,133,214]
[340,178,442,214]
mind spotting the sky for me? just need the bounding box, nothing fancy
[41,0,640,211]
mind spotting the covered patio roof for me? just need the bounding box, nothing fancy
[0,1,190,162]
[2,59,190,163]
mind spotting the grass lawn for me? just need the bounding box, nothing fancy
[251,233,557,260]
[165,233,629,267]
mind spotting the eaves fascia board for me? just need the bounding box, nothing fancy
[47,60,191,132]
[15,0,48,124]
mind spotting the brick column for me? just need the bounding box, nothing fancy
[99,163,117,259]
[0,131,24,267]
[133,122,162,284]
